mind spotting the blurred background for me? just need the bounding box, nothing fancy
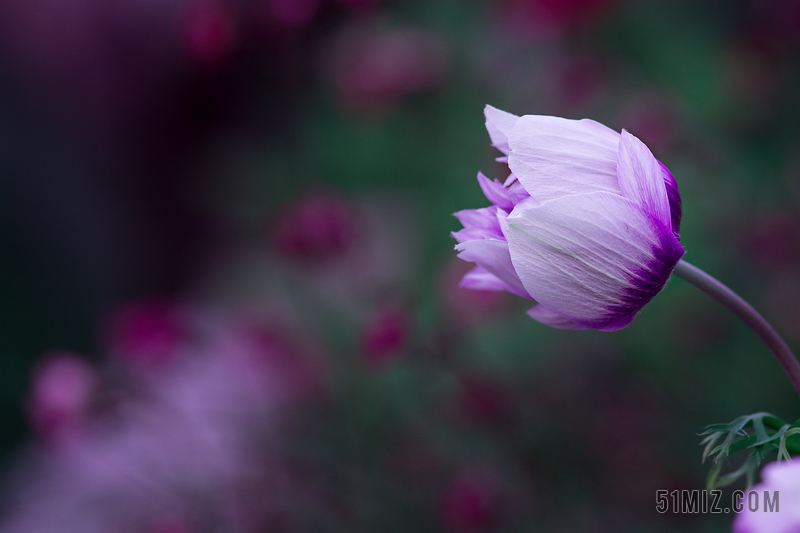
[0,0,799,531]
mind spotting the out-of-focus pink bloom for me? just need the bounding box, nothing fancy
[440,468,500,533]
[271,193,359,264]
[440,260,510,327]
[105,300,187,371]
[261,0,322,29]
[733,460,800,533]
[27,353,97,445]
[496,0,618,40]
[182,2,238,68]
[360,306,411,370]
[2,315,318,533]
[272,194,419,304]
[328,26,449,116]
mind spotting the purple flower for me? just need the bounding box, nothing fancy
[733,460,800,533]
[452,106,684,331]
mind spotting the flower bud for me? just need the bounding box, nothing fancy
[452,106,684,331]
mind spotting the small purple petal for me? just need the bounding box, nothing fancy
[659,161,682,237]
[484,105,519,155]
[461,266,531,298]
[451,227,501,244]
[526,306,587,330]
[506,191,684,331]
[455,239,531,299]
[507,115,621,204]
[452,206,505,244]
[616,129,671,231]
[453,207,503,235]
[477,172,516,212]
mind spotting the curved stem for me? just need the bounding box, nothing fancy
[673,260,800,398]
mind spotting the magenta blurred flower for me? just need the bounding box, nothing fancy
[453,106,684,331]
[27,353,97,445]
[271,193,359,264]
[105,300,187,371]
[3,314,322,533]
[182,2,238,68]
[497,0,618,40]
[733,460,800,533]
[262,0,321,28]
[359,305,411,370]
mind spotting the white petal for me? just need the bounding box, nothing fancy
[508,115,621,203]
[616,130,671,230]
[455,239,532,299]
[484,105,519,155]
[506,191,684,330]
[526,305,587,330]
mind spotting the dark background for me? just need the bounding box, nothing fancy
[1,0,799,531]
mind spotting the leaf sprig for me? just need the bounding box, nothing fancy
[699,412,800,490]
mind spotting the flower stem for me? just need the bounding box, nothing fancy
[673,260,800,398]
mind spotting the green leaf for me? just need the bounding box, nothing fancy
[699,412,800,490]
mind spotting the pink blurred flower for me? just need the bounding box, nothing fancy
[327,25,449,116]
[271,193,360,265]
[261,0,322,29]
[272,194,419,304]
[105,300,188,371]
[440,468,500,533]
[182,2,238,68]
[360,305,411,370]
[496,0,618,40]
[3,314,320,533]
[27,353,97,446]
[733,460,800,533]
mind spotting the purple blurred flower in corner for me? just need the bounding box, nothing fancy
[733,460,800,533]
[452,106,684,331]
[27,353,97,447]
